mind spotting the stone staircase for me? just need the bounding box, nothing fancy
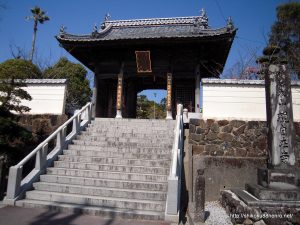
[15,118,175,220]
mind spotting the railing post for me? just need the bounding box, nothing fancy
[177,104,183,116]
[88,104,92,122]
[166,177,179,215]
[72,114,80,134]
[35,143,48,170]
[6,166,23,200]
[56,127,66,150]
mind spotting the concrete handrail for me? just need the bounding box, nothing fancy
[165,104,184,221]
[5,102,93,205]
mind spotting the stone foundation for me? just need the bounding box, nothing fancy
[188,118,300,206]
[189,119,300,159]
[221,190,300,225]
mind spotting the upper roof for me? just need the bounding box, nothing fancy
[56,12,236,43]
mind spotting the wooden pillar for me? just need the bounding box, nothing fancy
[195,65,201,113]
[125,80,136,118]
[116,63,124,119]
[166,73,173,119]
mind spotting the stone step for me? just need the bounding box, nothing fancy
[54,161,169,174]
[85,129,173,136]
[72,140,172,148]
[33,182,167,201]
[258,168,300,187]
[76,135,173,143]
[63,149,171,160]
[246,183,300,201]
[94,117,175,122]
[25,190,165,211]
[76,135,173,145]
[15,199,164,220]
[87,123,174,129]
[81,130,174,139]
[68,145,172,154]
[40,174,168,191]
[58,155,171,167]
[46,167,168,182]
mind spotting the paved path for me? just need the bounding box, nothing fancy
[0,206,171,225]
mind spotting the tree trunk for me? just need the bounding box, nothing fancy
[30,20,37,62]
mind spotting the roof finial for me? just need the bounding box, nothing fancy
[101,13,111,30]
[93,23,98,33]
[194,8,208,29]
[104,13,111,22]
[60,25,66,35]
[226,16,234,29]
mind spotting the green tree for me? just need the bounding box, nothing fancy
[0,59,41,115]
[26,6,50,62]
[43,57,92,114]
[269,2,300,78]
[136,94,166,119]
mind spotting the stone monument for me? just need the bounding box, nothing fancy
[220,46,300,225]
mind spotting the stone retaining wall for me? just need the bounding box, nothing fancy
[189,119,300,159]
[188,119,300,201]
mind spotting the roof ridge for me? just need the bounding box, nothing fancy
[104,16,199,28]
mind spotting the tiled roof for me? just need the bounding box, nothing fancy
[202,78,300,86]
[23,79,67,84]
[56,15,235,42]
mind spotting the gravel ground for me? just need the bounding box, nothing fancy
[204,201,233,225]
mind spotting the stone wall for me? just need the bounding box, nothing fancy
[188,119,300,201]
[189,119,300,158]
[17,114,68,136]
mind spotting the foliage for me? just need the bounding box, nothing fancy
[136,95,166,119]
[43,57,92,114]
[0,59,40,114]
[26,6,50,62]
[269,2,300,78]
[0,59,41,79]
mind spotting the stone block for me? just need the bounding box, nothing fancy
[210,123,220,133]
[222,124,233,133]
[218,132,234,142]
[235,148,247,157]
[206,119,215,127]
[233,124,246,136]
[205,144,220,153]
[247,121,259,129]
[193,145,205,155]
[190,118,201,126]
[206,132,218,141]
[230,120,246,128]
[218,120,229,126]
[196,127,205,134]
[190,133,202,142]
[189,124,196,134]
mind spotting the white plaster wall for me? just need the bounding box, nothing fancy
[202,82,300,121]
[20,83,66,115]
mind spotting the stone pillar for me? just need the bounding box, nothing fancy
[166,73,173,119]
[91,74,97,118]
[194,169,205,223]
[115,64,124,119]
[195,65,201,113]
[261,47,295,167]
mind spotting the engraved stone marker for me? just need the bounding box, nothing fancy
[261,46,295,167]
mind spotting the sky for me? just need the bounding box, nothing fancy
[0,0,292,102]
